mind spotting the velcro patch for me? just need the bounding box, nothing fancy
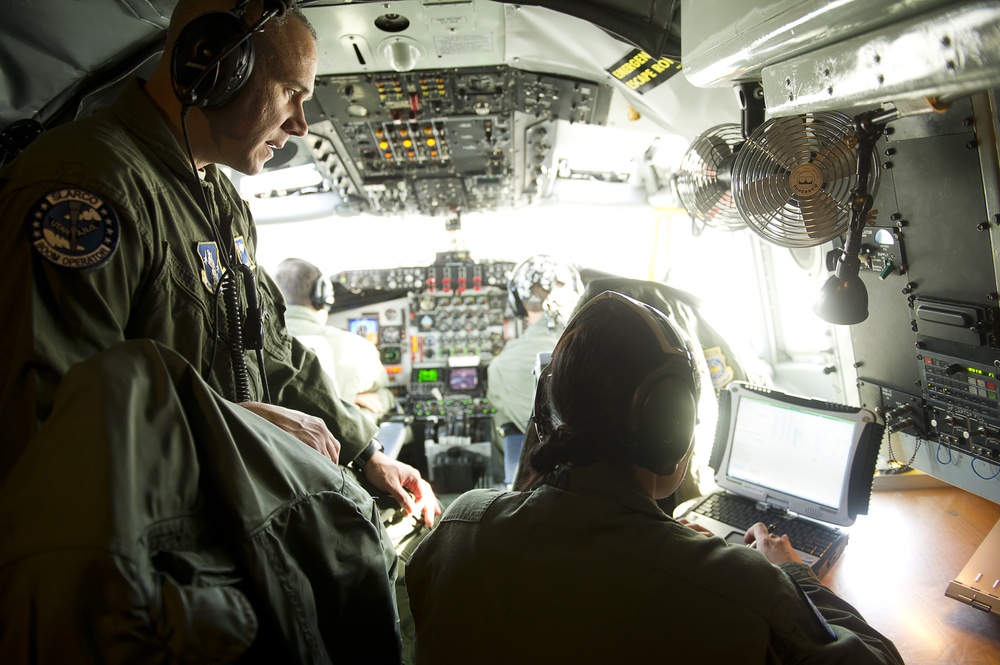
[28,188,119,269]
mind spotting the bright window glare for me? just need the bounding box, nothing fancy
[239,164,323,198]
[764,243,837,360]
[254,202,772,376]
[251,171,835,391]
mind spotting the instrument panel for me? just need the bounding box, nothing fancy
[324,255,516,484]
[325,256,516,399]
[304,65,612,216]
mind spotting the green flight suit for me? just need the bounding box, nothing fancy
[0,80,399,661]
[408,463,903,665]
[0,79,377,483]
[486,318,563,433]
[0,340,401,663]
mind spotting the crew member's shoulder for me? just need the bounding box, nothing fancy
[2,109,143,196]
[327,325,379,351]
[440,488,526,524]
[27,108,133,165]
[652,523,798,596]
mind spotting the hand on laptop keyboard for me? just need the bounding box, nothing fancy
[745,522,804,566]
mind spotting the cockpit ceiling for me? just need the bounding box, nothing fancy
[0,0,706,220]
[0,0,680,130]
[7,1,996,220]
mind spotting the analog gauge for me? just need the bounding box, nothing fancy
[874,229,896,245]
[420,296,436,311]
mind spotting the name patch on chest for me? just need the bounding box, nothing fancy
[28,189,119,269]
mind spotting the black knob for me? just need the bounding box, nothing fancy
[945,363,963,376]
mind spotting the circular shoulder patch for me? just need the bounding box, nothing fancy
[28,188,120,269]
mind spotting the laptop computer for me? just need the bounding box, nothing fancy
[678,382,883,578]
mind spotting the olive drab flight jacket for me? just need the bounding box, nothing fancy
[0,80,377,483]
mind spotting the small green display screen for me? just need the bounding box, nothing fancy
[417,368,440,383]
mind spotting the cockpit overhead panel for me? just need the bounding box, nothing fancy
[305,66,612,216]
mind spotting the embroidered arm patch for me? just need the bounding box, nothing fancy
[28,188,119,269]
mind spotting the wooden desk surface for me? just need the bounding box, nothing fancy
[824,487,1000,665]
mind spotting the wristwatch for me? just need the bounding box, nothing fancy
[352,438,384,472]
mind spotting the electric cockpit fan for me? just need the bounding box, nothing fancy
[674,124,746,232]
[731,112,878,248]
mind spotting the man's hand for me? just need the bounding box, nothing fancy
[238,401,341,463]
[362,451,441,526]
[744,522,803,565]
[354,392,385,416]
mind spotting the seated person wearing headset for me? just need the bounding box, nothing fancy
[406,291,902,665]
[487,254,581,435]
[274,257,395,423]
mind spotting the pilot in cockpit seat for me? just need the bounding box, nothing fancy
[487,254,582,479]
[274,257,396,424]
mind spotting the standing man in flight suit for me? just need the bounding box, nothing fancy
[0,1,435,661]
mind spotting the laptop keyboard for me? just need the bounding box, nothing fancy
[689,493,840,557]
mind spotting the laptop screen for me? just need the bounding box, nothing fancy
[727,395,856,509]
[711,383,882,526]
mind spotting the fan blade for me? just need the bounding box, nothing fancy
[690,180,726,217]
[772,115,814,170]
[736,173,794,219]
[797,189,846,240]
[675,174,707,215]
[812,130,857,183]
[705,194,736,221]
[691,136,729,169]
[741,134,787,176]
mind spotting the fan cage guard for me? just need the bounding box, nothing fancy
[675,123,746,232]
[732,111,877,248]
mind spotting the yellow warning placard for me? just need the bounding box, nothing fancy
[607,48,681,94]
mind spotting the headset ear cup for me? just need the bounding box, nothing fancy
[312,276,333,310]
[628,375,697,475]
[171,11,255,109]
[508,280,526,319]
[507,262,526,318]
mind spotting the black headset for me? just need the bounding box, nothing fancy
[540,291,700,474]
[171,1,290,109]
[312,273,334,310]
[507,259,529,319]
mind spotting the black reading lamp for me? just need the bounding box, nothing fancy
[813,110,886,325]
